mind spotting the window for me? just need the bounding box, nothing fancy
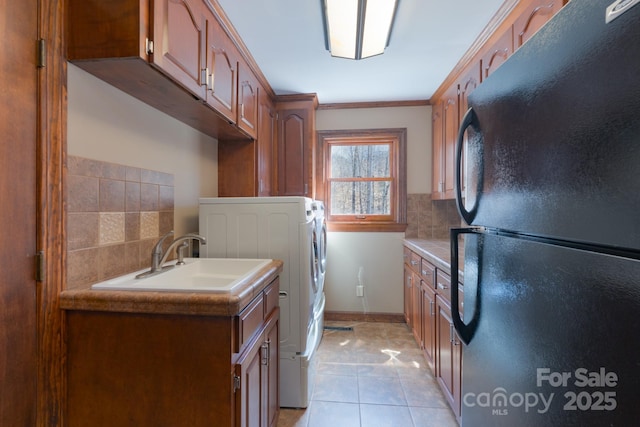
[317,129,407,232]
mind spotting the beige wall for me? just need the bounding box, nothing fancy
[67,64,219,237]
[317,105,432,193]
[317,106,431,314]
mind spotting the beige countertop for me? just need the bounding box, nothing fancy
[403,238,464,279]
[60,260,283,317]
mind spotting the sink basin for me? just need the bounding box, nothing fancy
[91,258,272,293]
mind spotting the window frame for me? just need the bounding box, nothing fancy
[316,128,407,232]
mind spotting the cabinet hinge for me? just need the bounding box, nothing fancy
[146,38,154,55]
[37,39,46,68]
[36,251,45,282]
[233,374,240,392]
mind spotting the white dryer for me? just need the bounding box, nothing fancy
[198,196,323,408]
[312,200,327,296]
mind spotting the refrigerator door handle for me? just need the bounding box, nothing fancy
[455,107,481,225]
[450,227,481,345]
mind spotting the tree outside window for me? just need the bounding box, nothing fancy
[317,129,407,232]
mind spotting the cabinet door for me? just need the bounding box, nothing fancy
[277,108,309,196]
[435,295,462,419]
[238,59,259,139]
[264,313,279,427]
[442,85,459,199]
[432,102,444,196]
[411,271,423,347]
[1,0,37,424]
[234,309,279,427]
[514,0,565,48]
[204,11,238,124]
[457,64,481,199]
[421,282,436,367]
[257,90,276,196]
[152,0,207,99]
[235,333,263,427]
[481,28,513,81]
[453,300,463,420]
[435,296,455,411]
[403,266,413,326]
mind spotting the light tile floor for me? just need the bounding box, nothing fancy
[277,321,459,427]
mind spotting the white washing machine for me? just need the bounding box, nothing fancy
[198,196,324,408]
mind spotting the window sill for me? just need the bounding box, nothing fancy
[327,222,408,232]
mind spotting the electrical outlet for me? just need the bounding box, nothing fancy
[356,285,364,297]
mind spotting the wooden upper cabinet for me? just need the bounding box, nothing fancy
[152,0,207,99]
[257,89,276,196]
[480,27,513,82]
[67,0,147,61]
[277,109,307,196]
[217,82,275,197]
[514,0,566,48]
[204,8,238,124]
[432,90,458,200]
[275,95,318,197]
[442,85,459,200]
[458,64,480,119]
[457,63,481,198]
[429,0,568,201]
[238,59,259,139]
[66,0,254,140]
[431,102,444,196]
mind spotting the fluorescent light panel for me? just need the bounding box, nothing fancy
[324,0,398,60]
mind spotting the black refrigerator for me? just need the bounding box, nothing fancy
[451,0,640,425]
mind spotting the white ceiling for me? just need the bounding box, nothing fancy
[216,0,505,104]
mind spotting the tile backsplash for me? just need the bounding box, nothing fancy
[66,156,174,289]
[406,193,461,240]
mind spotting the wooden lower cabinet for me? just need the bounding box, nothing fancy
[235,311,279,427]
[403,246,463,422]
[403,266,413,326]
[421,282,436,366]
[65,278,280,427]
[265,314,279,427]
[435,293,462,420]
[411,270,423,347]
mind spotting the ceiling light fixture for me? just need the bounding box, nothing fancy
[322,0,399,60]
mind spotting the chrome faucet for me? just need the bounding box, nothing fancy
[135,231,207,279]
[159,232,207,266]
